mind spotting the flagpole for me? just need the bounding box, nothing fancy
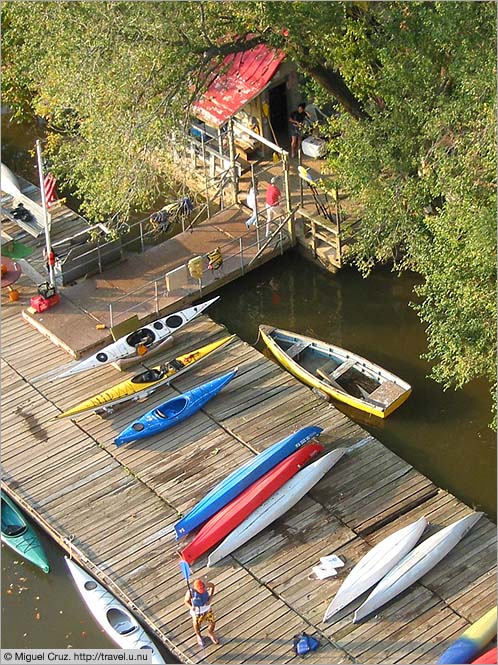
[35,139,56,291]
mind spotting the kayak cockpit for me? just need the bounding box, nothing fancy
[156,396,188,419]
[131,368,164,384]
[107,608,138,635]
[2,523,26,537]
[126,328,157,349]
[1,501,27,537]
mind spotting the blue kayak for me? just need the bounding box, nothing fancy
[174,425,323,540]
[114,369,237,446]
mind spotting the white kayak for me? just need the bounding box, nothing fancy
[65,558,165,662]
[354,511,483,623]
[208,448,346,567]
[323,516,427,622]
[53,297,219,379]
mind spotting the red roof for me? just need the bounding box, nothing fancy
[192,43,285,127]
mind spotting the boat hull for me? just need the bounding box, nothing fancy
[437,607,497,664]
[181,442,324,564]
[57,335,234,418]
[354,512,483,622]
[65,558,164,663]
[471,647,497,664]
[174,425,323,541]
[323,517,427,621]
[260,325,411,418]
[208,447,345,566]
[1,491,50,573]
[54,297,219,379]
[114,369,237,446]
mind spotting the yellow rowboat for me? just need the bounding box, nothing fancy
[56,335,234,419]
[260,326,411,418]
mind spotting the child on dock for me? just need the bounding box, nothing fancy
[184,578,219,647]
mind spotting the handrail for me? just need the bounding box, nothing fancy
[107,210,294,327]
[249,207,297,266]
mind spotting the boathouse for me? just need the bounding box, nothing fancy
[192,42,302,159]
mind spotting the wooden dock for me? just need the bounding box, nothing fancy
[7,197,294,359]
[1,276,496,664]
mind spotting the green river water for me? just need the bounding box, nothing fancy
[1,116,495,654]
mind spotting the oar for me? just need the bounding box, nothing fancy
[179,559,206,652]
[262,101,280,163]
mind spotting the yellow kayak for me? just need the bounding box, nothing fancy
[57,336,234,419]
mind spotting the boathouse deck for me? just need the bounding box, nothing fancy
[1,274,495,664]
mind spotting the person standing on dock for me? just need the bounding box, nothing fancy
[184,578,219,647]
[265,177,281,237]
[245,178,259,229]
[289,103,310,158]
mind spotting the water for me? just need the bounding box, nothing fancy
[208,253,496,518]
[2,118,495,652]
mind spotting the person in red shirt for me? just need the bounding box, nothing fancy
[265,177,281,237]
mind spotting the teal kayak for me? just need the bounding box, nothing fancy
[1,491,50,573]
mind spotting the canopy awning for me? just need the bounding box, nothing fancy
[192,44,285,128]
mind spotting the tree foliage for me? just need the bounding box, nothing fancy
[322,2,496,412]
[2,1,496,415]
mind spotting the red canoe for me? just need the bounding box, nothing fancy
[180,442,324,564]
[472,647,497,664]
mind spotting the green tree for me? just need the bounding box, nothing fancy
[323,2,496,413]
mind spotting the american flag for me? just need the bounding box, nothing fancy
[43,172,58,207]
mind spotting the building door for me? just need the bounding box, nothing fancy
[268,82,288,143]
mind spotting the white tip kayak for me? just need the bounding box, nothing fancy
[65,558,165,663]
[354,511,483,623]
[323,516,427,622]
[53,297,219,379]
[207,447,346,567]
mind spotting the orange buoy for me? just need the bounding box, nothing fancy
[8,288,20,302]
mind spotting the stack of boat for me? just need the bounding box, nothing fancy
[322,511,483,624]
[174,426,346,567]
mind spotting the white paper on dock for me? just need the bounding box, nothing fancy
[319,554,345,568]
[311,565,338,580]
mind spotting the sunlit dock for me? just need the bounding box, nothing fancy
[1,274,495,664]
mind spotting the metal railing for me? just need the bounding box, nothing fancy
[107,208,296,328]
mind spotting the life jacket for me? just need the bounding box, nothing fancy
[292,632,320,656]
[207,247,223,270]
[191,589,210,615]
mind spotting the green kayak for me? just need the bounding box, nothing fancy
[1,491,50,573]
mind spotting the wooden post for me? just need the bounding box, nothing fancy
[139,220,146,252]
[312,219,317,257]
[227,117,239,203]
[298,150,304,209]
[281,152,295,244]
[201,135,211,219]
[334,185,342,267]
[239,237,245,275]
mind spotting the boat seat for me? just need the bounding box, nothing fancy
[285,341,311,359]
[316,368,344,392]
[367,381,406,405]
[330,358,356,380]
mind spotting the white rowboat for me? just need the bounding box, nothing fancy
[354,512,483,622]
[65,558,165,662]
[207,448,346,566]
[53,297,219,379]
[323,516,427,622]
